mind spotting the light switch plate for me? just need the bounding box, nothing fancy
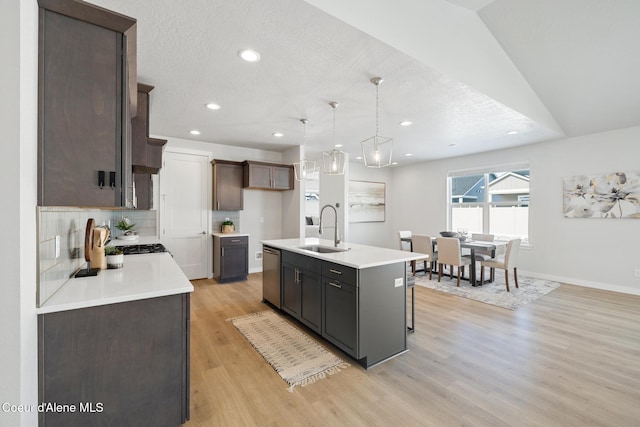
[394,277,403,287]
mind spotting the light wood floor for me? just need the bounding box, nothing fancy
[185,273,640,427]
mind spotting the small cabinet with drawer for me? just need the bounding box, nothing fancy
[213,235,248,282]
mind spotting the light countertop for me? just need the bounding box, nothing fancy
[37,252,194,314]
[261,238,428,269]
[212,232,250,237]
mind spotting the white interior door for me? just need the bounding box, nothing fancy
[160,151,209,279]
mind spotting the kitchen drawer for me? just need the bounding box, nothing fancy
[322,261,357,285]
[220,236,248,247]
[282,250,321,274]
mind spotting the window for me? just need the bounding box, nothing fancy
[448,165,529,244]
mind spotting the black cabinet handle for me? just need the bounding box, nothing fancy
[98,171,105,189]
[109,171,116,189]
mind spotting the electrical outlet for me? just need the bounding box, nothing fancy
[635,268,640,278]
[255,252,263,261]
[394,277,403,288]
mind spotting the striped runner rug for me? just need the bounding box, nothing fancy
[228,310,349,391]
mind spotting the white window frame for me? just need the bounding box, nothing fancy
[447,162,530,245]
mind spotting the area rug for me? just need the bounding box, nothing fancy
[228,310,349,391]
[412,273,561,310]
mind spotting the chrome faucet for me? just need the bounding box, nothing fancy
[319,204,340,247]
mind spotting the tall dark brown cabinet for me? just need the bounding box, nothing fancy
[212,159,244,211]
[38,0,137,207]
[132,83,167,209]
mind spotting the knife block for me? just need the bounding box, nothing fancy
[91,227,109,269]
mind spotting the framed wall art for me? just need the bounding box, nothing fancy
[348,180,385,223]
[563,171,640,218]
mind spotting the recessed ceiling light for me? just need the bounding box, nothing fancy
[405,153,413,157]
[273,132,283,137]
[238,49,261,62]
[355,156,363,160]
[400,121,413,126]
[507,130,519,135]
[334,144,343,148]
[392,162,398,165]
[206,103,221,110]
[190,130,201,135]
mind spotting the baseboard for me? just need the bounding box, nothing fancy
[519,269,640,296]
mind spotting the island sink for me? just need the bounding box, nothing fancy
[297,245,349,253]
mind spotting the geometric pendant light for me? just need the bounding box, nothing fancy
[361,77,393,168]
[322,101,346,175]
[293,118,316,181]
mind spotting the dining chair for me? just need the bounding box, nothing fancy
[471,233,495,280]
[411,234,438,280]
[398,230,412,251]
[480,238,521,292]
[436,237,471,286]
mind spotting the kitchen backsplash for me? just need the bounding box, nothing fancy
[212,211,240,233]
[37,207,157,306]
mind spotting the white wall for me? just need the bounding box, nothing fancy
[390,126,640,295]
[348,162,395,248]
[281,146,304,239]
[163,136,291,274]
[319,158,349,243]
[1,0,39,425]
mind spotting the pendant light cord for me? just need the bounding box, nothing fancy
[375,83,379,137]
[332,106,336,145]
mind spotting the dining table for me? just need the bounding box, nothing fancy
[401,236,505,286]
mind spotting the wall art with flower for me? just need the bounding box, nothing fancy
[563,171,640,218]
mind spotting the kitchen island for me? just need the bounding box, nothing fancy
[37,251,193,427]
[261,238,426,368]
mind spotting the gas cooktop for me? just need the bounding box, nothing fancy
[121,243,168,255]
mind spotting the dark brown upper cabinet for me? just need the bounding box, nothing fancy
[242,161,294,190]
[37,0,137,207]
[212,160,244,211]
[132,83,167,174]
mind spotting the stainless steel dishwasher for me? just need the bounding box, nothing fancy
[262,246,281,308]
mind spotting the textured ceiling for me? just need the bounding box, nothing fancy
[86,0,640,166]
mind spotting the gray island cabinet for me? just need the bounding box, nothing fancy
[262,238,425,368]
